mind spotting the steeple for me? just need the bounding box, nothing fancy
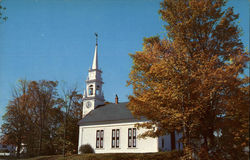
[92,33,98,70]
[82,33,104,118]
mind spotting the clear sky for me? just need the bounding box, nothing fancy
[0,0,249,127]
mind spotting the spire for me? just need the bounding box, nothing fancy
[92,33,98,70]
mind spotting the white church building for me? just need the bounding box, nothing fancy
[78,35,182,153]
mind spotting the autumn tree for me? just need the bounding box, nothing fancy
[26,80,59,156]
[1,80,82,157]
[58,86,82,156]
[1,80,30,158]
[128,0,249,159]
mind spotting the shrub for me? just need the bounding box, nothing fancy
[79,144,95,154]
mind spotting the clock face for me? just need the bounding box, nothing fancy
[86,101,92,108]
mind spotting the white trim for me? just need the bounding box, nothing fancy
[81,121,149,128]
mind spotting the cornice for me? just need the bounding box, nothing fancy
[83,96,105,101]
[88,69,102,73]
[86,79,104,84]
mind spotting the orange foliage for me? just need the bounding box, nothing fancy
[128,0,249,159]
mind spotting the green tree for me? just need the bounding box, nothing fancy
[128,0,249,159]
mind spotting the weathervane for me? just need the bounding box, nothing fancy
[95,32,98,46]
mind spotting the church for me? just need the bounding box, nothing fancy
[78,36,182,153]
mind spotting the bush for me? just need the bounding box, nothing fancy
[79,144,95,154]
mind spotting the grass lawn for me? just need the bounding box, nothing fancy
[20,151,182,160]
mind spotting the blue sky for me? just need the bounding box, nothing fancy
[0,0,249,127]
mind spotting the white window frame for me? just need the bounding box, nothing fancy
[128,128,136,148]
[111,129,120,148]
[96,130,104,148]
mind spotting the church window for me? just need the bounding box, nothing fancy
[128,128,132,147]
[96,130,100,148]
[89,85,93,95]
[116,129,120,148]
[133,128,136,147]
[96,130,104,148]
[128,128,136,148]
[100,130,104,148]
[96,85,100,95]
[111,129,120,148]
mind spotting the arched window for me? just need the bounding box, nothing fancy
[96,85,100,95]
[89,85,93,95]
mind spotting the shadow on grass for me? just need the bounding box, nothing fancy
[20,151,182,160]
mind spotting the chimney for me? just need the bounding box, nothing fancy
[115,94,119,104]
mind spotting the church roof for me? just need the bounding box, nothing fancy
[78,102,148,126]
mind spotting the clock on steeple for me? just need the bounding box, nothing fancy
[82,33,105,117]
[86,101,92,108]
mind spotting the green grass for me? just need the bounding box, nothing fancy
[21,151,182,160]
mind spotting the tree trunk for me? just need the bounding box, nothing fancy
[16,141,21,158]
[171,132,176,150]
[38,104,43,156]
